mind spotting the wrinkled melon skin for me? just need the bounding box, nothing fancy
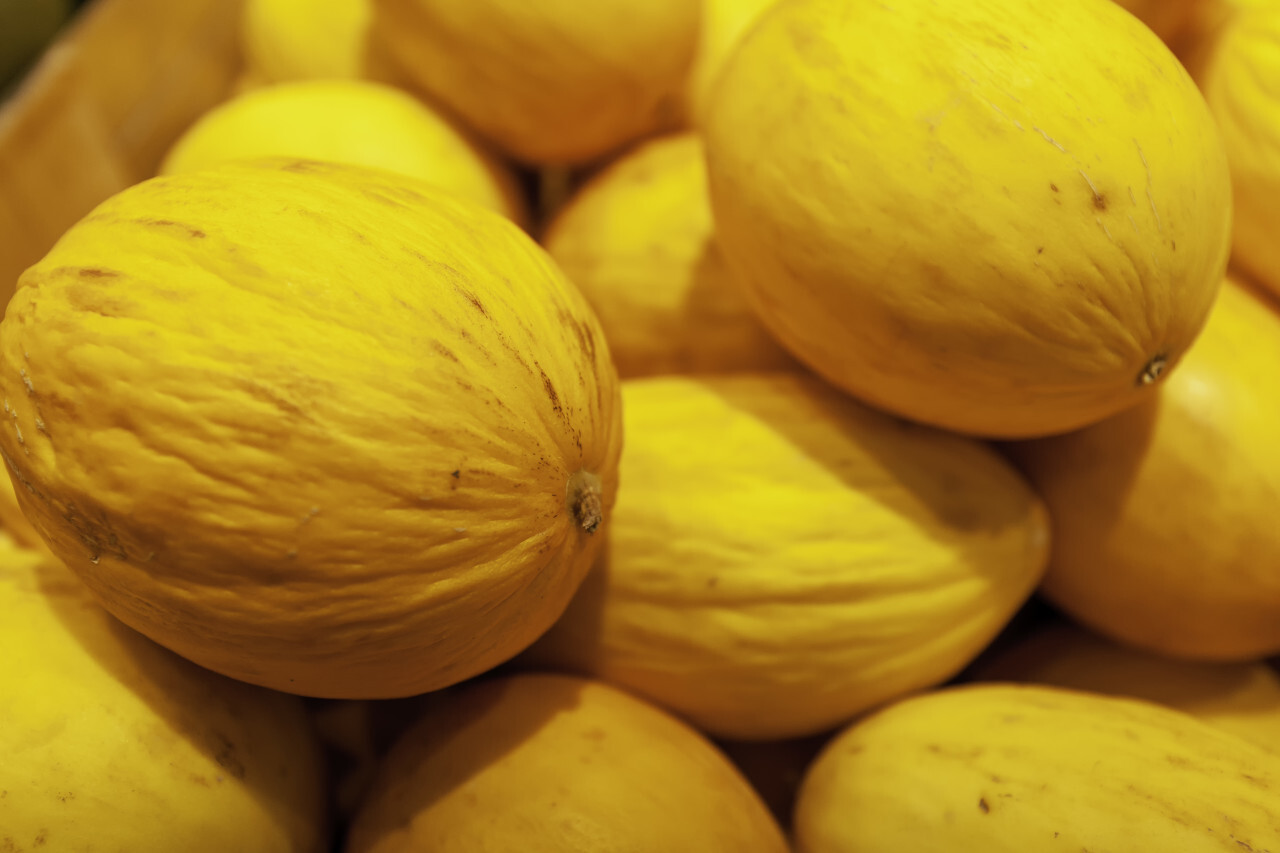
[704,0,1232,438]
[522,373,1050,740]
[0,542,330,853]
[0,158,622,699]
[794,683,1280,853]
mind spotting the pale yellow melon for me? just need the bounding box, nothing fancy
[683,0,780,127]
[0,542,330,852]
[1197,3,1280,298]
[344,672,790,852]
[369,0,698,165]
[541,131,797,378]
[523,372,1049,739]
[793,683,1280,852]
[703,0,1232,437]
[240,0,403,84]
[160,79,528,226]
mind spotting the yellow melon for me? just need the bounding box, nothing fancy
[0,158,621,698]
[541,132,797,378]
[160,79,528,227]
[683,0,780,127]
[703,0,1232,437]
[794,683,1280,852]
[1198,2,1280,299]
[345,672,790,852]
[523,372,1049,740]
[240,0,403,85]
[368,0,698,165]
[0,541,329,852]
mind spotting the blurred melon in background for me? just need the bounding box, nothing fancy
[368,0,698,166]
[1194,2,1280,300]
[541,131,798,378]
[239,0,404,87]
[160,78,530,227]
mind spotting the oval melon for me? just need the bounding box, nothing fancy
[240,0,403,85]
[344,672,790,852]
[703,0,1232,437]
[1198,3,1280,299]
[794,682,1280,852]
[541,132,796,378]
[683,0,779,126]
[523,372,1049,740]
[161,79,528,226]
[0,541,329,853]
[0,158,622,698]
[369,0,697,165]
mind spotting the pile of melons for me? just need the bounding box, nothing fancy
[3,0,1280,850]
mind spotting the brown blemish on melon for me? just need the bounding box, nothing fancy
[540,367,562,415]
[432,341,460,363]
[458,287,488,317]
[210,732,246,780]
[137,219,206,238]
[280,160,326,174]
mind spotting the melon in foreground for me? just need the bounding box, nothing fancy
[794,683,1280,852]
[703,0,1232,437]
[0,158,622,698]
[344,672,790,852]
[0,540,330,853]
